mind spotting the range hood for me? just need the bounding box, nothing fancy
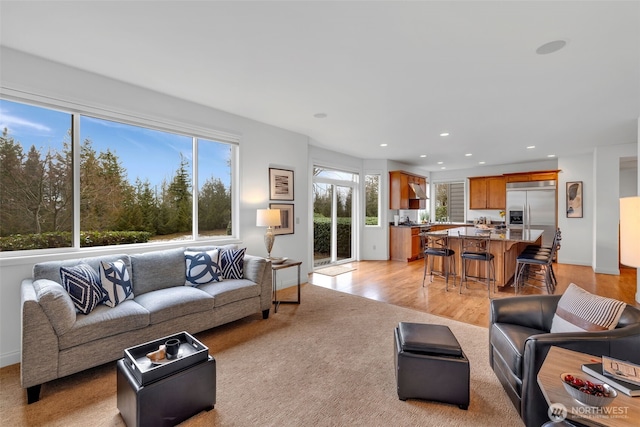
[409,182,428,199]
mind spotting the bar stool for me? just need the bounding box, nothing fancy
[520,228,561,289]
[459,232,495,298]
[422,231,456,291]
[514,230,560,294]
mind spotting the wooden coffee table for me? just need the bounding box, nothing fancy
[537,346,640,427]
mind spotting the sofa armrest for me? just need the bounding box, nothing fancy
[21,279,60,389]
[243,255,272,312]
[490,294,561,332]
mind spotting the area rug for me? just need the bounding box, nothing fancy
[314,265,357,276]
[0,285,523,426]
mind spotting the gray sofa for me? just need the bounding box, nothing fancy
[20,246,272,403]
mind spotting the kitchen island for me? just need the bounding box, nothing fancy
[423,226,544,289]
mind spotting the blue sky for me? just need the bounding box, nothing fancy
[0,99,231,189]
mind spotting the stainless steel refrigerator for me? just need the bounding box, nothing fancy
[506,181,557,247]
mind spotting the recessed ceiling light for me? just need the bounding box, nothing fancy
[547,154,556,158]
[420,154,427,158]
[465,153,472,157]
[313,113,327,119]
[527,146,536,149]
[536,40,567,55]
[440,132,450,137]
[479,161,486,165]
[380,143,388,147]
[440,166,446,170]
[437,161,444,165]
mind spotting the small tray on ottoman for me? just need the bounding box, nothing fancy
[123,331,208,386]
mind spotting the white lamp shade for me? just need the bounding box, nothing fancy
[620,196,640,268]
[256,208,281,227]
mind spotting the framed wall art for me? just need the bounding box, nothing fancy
[566,181,583,218]
[269,168,294,201]
[269,203,294,235]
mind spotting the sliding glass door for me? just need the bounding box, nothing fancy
[313,167,357,268]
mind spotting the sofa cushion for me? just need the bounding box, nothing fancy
[33,279,77,336]
[60,264,104,315]
[58,300,149,350]
[491,323,546,378]
[100,259,134,307]
[184,249,222,286]
[133,286,214,325]
[551,283,627,333]
[220,247,246,280]
[130,248,186,295]
[33,254,131,284]
[198,279,260,307]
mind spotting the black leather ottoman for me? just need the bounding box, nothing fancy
[394,322,470,409]
[117,356,216,427]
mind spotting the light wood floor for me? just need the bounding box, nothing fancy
[304,260,639,328]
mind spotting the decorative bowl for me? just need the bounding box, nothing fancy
[560,373,617,407]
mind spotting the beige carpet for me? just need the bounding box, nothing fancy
[0,285,522,426]
[314,265,357,276]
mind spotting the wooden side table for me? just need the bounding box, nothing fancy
[271,259,302,313]
[537,346,640,427]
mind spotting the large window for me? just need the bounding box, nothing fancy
[0,98,235,251]
[434,181,465,222]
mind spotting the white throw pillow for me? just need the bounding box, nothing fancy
[551,283,626,333]
[100,259,134,307]
[185,249,222,286]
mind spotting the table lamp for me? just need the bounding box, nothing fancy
[620,196,640,268]
[256,208,281,259]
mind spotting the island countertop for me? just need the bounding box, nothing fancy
[429,226,544,244]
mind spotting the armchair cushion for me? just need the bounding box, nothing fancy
[551,283,626,333]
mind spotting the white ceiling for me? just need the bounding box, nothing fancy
[1,1,638,171]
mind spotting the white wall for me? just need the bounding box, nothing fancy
[0,48,310,367]
[620,167,638,197]
[592,143,638,274]
[557,153,594,266]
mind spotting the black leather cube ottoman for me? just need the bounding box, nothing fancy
[117,356,216,427]
[394,322,470,409]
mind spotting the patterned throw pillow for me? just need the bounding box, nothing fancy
[220,247,246,280]
[59,264,104,315]
[100,260,134,307]
[551,283,627,333]
[185,249,222,286]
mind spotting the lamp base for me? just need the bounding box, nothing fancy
[264,227,275,259]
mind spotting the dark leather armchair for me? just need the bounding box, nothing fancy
[489,294,640,427]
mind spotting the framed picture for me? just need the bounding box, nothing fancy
[566,181,583,218]
[269,203,294,235]
[269,168,294,201]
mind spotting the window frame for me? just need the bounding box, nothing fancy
[432,180,465,223]
[0,94,240,256]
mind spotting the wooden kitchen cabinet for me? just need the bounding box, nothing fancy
[487,176,506,208]
[389,171,427,210]
[504,170,559,183]
[389,226,423,261]
[469,175,505,209]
